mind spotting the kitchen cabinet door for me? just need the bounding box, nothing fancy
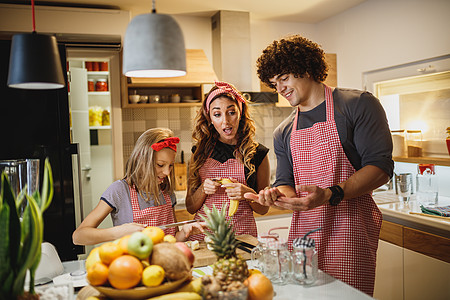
[374,240,404,300]
[404,248,450,300]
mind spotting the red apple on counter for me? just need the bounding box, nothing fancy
[174,242,195,266]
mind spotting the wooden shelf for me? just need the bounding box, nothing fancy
[393,155,450,166]
[122,102,202,109]
[88,91,110,96]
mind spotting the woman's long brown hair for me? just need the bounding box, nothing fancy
[188,86,258,190]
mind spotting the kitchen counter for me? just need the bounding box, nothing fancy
[373,190,450,238]
[194,260,372,300]
[70,260,372,300]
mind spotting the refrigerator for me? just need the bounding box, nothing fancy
[0,39,83,261]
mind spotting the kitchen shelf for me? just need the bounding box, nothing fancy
[87,71,109,76]
[88,91,110,96]
[393,155,450,166]
[89,125,111,130]
[124,102,202,108]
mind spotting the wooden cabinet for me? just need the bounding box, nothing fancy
[275,53,337,107]
[374,220,450,300]
[121,49,216,108]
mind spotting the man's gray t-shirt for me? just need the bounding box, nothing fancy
[273,88,394,188]
[101,179,177,226]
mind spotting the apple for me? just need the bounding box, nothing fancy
[174,242,195,266]
[127,231,153,260]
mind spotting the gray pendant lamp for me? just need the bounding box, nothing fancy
[123,0,186,78]
[7,0,64,89]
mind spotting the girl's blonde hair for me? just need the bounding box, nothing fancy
[189,86,258,190]
[124,128,176,205]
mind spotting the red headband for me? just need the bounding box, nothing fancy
[151,137,180,152]
[205,81,246,113]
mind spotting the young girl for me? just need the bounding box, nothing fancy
[73,128,203,245]
[186,81,270,240]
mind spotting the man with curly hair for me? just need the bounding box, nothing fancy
[245,35,393,296]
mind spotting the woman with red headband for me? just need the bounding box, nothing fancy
[186,81,270,240]
[73,128,204,245]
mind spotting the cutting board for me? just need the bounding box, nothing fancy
[192,234,258,267]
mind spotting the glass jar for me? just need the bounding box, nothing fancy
[87,79,94,92]
[95,79,108,91]
[292,237,318,285]
[391,130,406,157]
[264,238,292,285]
[99,61,108,71]
[416,164,438,206]
[251,235,272,273]
[406,130,423,157]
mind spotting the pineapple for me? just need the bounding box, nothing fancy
[201,204,249,288]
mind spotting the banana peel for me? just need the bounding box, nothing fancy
[220,178,239,217]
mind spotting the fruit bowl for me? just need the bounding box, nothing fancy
[91,273,190,299]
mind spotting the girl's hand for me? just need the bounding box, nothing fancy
[116,222,146,237]
[222,178,253,201]
[203,178,222,195]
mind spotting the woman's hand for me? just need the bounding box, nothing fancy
[176,221,207,241]
[221,178,253,201]
[203,178,222,195]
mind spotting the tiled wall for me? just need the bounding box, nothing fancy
[121,104,294,181]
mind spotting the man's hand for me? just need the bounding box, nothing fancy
[275,185,331,211]
[244,187,286,206]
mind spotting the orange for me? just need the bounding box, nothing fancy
[118,235,131,254]
[85,247,102,271]
[248,269,262,276]
[99,242,123,265]
[142,226,165,245]
[86,262,109,286]
[108,255,143,289]
[245,273,274,300]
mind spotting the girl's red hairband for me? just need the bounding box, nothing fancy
[151,137,180,152]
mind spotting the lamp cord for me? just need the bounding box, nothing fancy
[31,0,36,32]
[152,0,156,13]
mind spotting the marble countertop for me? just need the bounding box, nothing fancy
[373,191,450,237]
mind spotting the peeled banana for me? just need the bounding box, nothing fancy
[220,178,239,216]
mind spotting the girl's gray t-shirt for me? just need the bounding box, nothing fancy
[100,179,177,226]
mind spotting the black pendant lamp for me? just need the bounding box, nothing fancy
[123,0,186,78]
[7,0,64,89]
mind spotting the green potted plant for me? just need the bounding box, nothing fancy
[0,158,53,300]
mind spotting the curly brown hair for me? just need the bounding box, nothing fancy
[188,85,258,190]
[256,35,328,89]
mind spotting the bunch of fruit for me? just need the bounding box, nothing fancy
[200,205,274,300]
[85,227,195,292]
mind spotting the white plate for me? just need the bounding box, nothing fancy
[53,270,88,288]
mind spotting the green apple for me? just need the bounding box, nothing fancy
[127,231,153,260]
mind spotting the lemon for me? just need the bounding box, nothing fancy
[163,234,177,243]
[142,265,165,287]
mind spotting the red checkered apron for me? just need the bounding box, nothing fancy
[288,85,381,295]
[129,185,176,236]
[189,157,257,241]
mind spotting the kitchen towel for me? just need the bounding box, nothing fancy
[420,205,450,217]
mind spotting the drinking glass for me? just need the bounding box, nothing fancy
[396,173,412,202]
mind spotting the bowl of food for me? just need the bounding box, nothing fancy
[129,95,140,104]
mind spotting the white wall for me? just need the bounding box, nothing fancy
[316,0,450,89]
